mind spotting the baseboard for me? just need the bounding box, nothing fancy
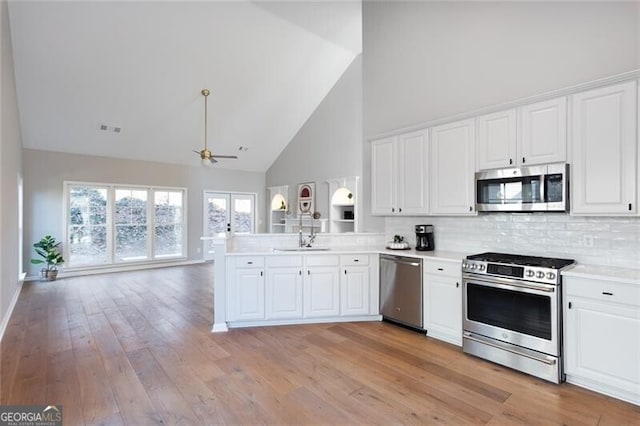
[25,259,206,281]
[0,274,25,343]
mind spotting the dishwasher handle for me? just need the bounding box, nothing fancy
[381,255,422,267]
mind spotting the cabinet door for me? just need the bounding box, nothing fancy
[519,97,567,166]
[371,137,396,215]
[424,273,462,346]
[571,81,637,215]
[476,109,517,170]
[397,130,429,215]
[565,297,640,396]
[234,268,265,321]
[303,267,340,318]
[266,267,303,319]
[341,266,370,316]
[430,119,476,215]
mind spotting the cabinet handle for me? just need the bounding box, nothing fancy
[260,271,263,276]
[469,206,473,212]
[247,261,253,265]
[602,291,614,296]
[456,282,459,288]
[629,203,633,211]
[391,208,395,213]
[354,259,359,262]
[522,157,526,164]
[509,158,513,165]
[568,302,572,309]
[299,270,302,275]
[344,269,347,275]
[437,267,444,271]
[307,270,310,275]
[399,208,402,213]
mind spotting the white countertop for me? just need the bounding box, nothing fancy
[562,264,640,286]
[226,246,467,263]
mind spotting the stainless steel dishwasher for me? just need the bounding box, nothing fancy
[380,254,423,330]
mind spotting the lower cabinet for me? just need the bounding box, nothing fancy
[564,276,640,405]
[227,253,378,326]
[234,267,265,321]
[423,259,462,346]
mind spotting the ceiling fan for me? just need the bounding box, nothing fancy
[193,89,238,166]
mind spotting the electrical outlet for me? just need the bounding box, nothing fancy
[583,234,594,248]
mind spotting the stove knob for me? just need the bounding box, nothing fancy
[478,264,485,271]
[463,262,469,270]
[525,270,535,277]
[470,264,477,270]
[547,272,556,280]
[536,271,545,279]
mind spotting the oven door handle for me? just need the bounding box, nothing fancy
[463,332,557,365]
[462,274,556,293]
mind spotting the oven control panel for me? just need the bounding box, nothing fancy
[462,259,560,285]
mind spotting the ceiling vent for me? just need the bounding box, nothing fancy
[99,124,122,133]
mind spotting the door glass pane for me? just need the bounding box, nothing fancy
[154,190,184,258]
[115,188,149,262]
[233,196,254,233]
[68,186,108,266]
[207,196,229,235]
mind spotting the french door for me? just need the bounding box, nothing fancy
[203,191,256,259]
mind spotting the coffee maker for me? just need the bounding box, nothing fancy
[415,224,435,251]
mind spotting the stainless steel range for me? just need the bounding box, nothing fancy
[462,252,575,383]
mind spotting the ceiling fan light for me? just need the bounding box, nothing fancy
[201,157,213,167]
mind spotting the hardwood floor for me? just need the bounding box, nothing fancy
[1,264,639,425]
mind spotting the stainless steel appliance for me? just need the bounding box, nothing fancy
[415,224,435,251]
[462,252,575,383]
[380,254,423,330]
[476,163,569,212]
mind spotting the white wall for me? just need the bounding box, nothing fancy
[362,1,640,238]
[265,55,363,226]
[22,149,265,276]
[1,0,24,330]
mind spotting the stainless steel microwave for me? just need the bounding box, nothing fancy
[476,163,569,212]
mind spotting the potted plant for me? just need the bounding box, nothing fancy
[31,235,64,281]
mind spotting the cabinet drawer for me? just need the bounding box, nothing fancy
[266,255,303,268]
[340,255,370,266]
[424,259,462,277]
[305,255,340,266]
[234,256,264,268]
[565,278,640,307]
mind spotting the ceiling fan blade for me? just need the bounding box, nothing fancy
[209,157,218,164]
[192,150,202,155]
[211,154,238,159]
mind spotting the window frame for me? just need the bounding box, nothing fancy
[63,181,187,271]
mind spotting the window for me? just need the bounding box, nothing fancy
[65,182,186,268]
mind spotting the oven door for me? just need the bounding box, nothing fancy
[462,274,560,356]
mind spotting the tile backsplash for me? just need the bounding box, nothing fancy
[386,214,640,269]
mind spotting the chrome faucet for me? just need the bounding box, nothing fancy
[298,211,320,248]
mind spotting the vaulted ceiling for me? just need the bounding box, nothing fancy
[8,1,362,172]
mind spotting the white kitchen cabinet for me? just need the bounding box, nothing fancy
[303,266,341,318]
[340,254,371,317]
[265,267,303,320]
[476,97,567,171]
[371,130,429,216]
[519,97,567,165]
[430,118,476,215]
[564,276,640,405]
[571,81,637,215]
[233,266,265,321]
[476,109,517,170]
[423,259,462,346]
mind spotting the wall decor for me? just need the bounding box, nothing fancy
[297,182,315,214]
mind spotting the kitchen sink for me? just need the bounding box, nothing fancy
[272,247,330,252]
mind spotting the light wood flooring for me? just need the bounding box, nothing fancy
[1,263,639,425]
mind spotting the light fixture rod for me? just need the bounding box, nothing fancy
[202,89,210,151]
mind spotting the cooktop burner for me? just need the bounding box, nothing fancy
[466,252,575,269]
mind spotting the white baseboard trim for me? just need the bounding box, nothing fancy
[0,274,26,343]
[25,259,206,281]
[211,323,229,333]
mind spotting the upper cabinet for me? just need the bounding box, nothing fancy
[371,130,429,216]
[476,97,567,170]
[476,109,517,170]
[571,81,637,215]
[430,118,476,215]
